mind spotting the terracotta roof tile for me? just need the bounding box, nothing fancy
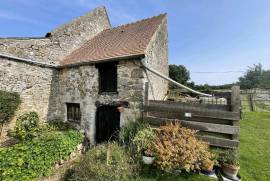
[60,14,166,66]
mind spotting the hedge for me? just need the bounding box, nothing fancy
[0,90,21,125]
[0,130,83,181]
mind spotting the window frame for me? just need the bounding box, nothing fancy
[66,103,81,123]
[96,61,118,94]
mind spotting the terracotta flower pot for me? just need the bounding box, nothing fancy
[221,163,240,179]
[117,106,124,112]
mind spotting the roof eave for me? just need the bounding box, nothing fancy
[58,53,145,69]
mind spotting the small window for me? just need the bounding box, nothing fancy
[97,62,118,93]
[67,103,81,123]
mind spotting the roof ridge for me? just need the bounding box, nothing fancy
[108,13,166,31]
[61,12,167,65]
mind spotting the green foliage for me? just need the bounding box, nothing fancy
[12,112,39,140]
[238,63,270,89]
[0,90,21,125]
[48,119,76,131]
[132,127,156,156]
[169,64,190,88]
[218,148,240,166]
[0,130,83,181]
[67,143,138,181]
[118,119,148,147]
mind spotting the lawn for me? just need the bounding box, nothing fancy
[136,166,212,180]
[240,112,270,181]
[137,111,270,181]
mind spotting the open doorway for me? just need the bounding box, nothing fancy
[96,105,120,143]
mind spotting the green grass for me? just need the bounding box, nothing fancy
[136,165,212,181]
[136,112,270,180]
[240,112,270,181]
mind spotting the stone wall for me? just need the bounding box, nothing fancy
[0,57,57,125]
[0,6,111,64]
[144,16,168,100]
[56,60,145,144]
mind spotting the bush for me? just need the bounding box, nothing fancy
[0,91,20,133]
[118,119,148,147]
[132,127,156,156]
[0,130,83,181]
[48,119,76,131]
[151,122,215,172]
[67,143,138,181]
[218,148,240,166]
[12,112,39,140]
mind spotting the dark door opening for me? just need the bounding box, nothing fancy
[96,105,120,144]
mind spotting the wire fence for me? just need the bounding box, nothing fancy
[241,89,270,112]
[168,89,231,106]
[168,88,270,112]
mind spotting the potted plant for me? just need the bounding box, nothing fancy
[201,158,215,175]
[219,149,240,180]
[132,127,156,164]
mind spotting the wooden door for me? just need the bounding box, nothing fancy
[96,106,120,143]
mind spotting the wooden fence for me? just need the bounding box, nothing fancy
[143,84,241,148]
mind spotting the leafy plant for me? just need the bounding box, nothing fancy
[12,112,39,140]
[0,90,21,135]
[48,119,76,131]
[0,130,83,181]
[132,127,156,156]
[66,142,138,181]
[218,148,240,166]
[118,119,148,146]
[151,122,215,172]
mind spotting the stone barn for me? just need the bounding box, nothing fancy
[0,6,168,144]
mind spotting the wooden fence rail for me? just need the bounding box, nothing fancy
[143,84,241,148]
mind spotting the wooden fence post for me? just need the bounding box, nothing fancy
[231,86,240,140]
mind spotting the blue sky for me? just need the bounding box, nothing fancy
[0,0,270,85]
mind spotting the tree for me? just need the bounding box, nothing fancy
[169,65,190,88]
[238,64,270,89]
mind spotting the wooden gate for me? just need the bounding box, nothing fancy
[143,84,241,148]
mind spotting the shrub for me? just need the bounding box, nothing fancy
[151,122,215,172]
[0,130,83,181]
[48,119,76,131]
[132,127,156,156]
[118,119,148,147]
[0,90,21,134]
[218,148,240,166]
[12,112,39,140]
[67,143,138,181]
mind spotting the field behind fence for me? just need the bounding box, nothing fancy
[241,89,270,112]
[143,84,241,148]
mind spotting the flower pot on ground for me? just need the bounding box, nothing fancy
[142,148,155,164]
[221,163,240,179]
[200,159,216,176]
[219,148,240,179]
[142,155,155,165]
[132,127,156,164]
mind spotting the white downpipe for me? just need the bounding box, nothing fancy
[141,59,212,97]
